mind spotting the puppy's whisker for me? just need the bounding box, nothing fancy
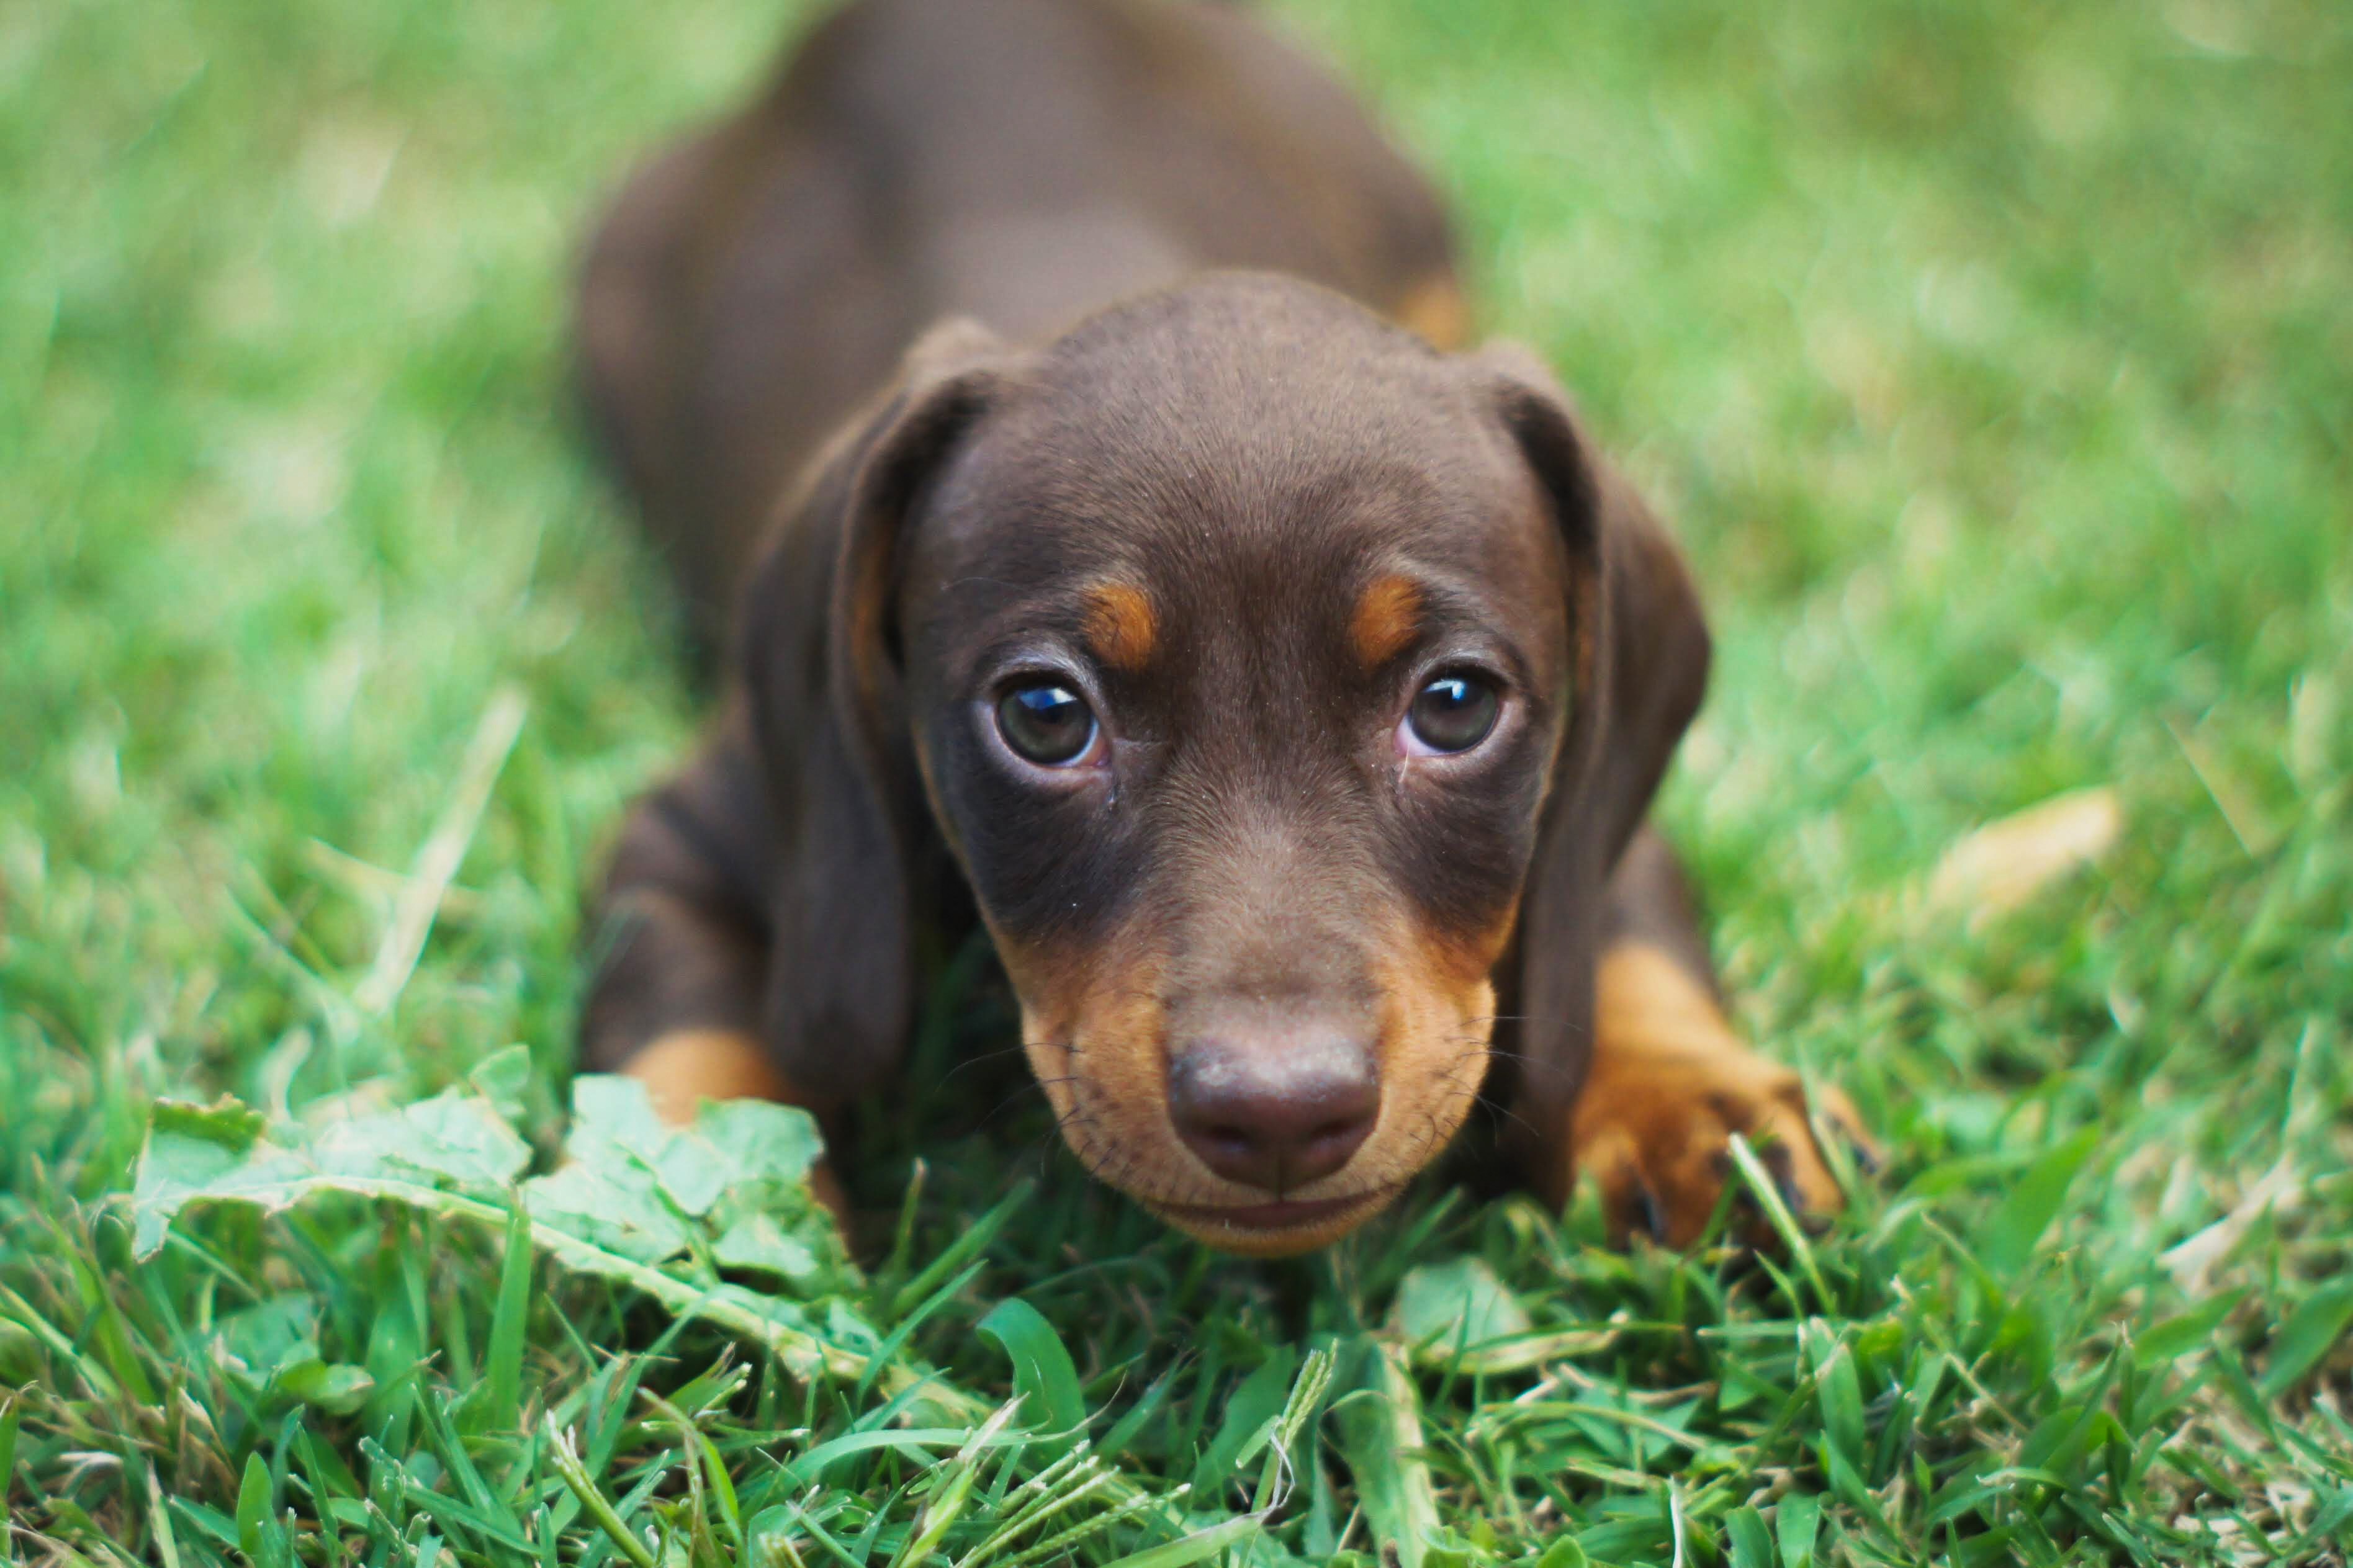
[938,1044,1035,1086]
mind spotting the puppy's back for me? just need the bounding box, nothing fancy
[578,0,1460,655]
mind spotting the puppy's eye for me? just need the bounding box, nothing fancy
[996,681,1099,766]
[1403,673,1500,755]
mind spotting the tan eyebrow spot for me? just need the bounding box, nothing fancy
[1083,582,1158,671]
[1394,274,1470,351]
[1350,575,1423,670]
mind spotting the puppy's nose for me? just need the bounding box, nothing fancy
[1168,1031,1379,1193]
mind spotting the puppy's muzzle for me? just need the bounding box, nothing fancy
[1166,1015,1380,1194]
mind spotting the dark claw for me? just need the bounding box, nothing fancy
[1758,1142,1831,1235]
[1761,1142,1806,1215]
[1635,1181,1668,1243]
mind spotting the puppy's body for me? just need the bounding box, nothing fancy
[580,0,1462,652]
[580,0,1865,1254]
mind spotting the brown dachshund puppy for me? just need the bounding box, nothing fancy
[576,0,1868,1255]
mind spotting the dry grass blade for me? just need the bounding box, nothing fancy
[1926,786,2121,922]
[354,684,528,1015]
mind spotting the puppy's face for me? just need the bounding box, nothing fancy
[894,287,1580,1254]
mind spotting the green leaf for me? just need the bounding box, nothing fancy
[690,1097,826,1188]
[153,1095,268,1153]
[523,1077,839,1273]
[127,1085,530,1259]
[129,1107,305,1258]
[978,1297,1086,1448]
[1394,1257,1532,1364]
[2259,1280,2353,1399]
[518,1159,693,1265]
[1979,1126,2097,1279]
[119,1081,951,1404]
[712,1212,822,1284]
[468,1044,534,1120]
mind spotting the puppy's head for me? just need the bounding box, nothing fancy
[742,276,1707,1253]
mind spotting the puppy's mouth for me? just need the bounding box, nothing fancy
[1143,1185,1403,1255]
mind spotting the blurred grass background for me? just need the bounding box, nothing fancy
[2,0,2349,1561]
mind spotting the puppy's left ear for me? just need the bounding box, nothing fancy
[1473,343,1714,1205]
[738,319,1021,1105]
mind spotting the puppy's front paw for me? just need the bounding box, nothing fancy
[1573,946,1873,1248]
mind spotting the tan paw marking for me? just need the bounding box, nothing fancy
[1573,945,1873,1248]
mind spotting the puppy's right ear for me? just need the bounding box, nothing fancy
[737,320,1019,1105]
[1468,341,1714,1207]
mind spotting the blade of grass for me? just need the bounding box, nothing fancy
[891,1180,1033,1322]
[1332,1338,1438,1568]
[1090,1511,1261,1568]
[547,1414,658,1568]
[1724,1135,1833,1315]
[478,1197,533,1437]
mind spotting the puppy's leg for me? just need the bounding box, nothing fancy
[1568,828,1874,1247]
[584,707,850,1221]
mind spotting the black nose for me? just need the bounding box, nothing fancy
[1167,1029,1380,1193]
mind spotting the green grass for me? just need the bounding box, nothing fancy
[4,0,2350,1561]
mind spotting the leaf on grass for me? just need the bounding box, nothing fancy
[119,1068,886,1394]
[1394,1258,1532,1366]
[153,1095,269,1153]
[515,1159,695,1265]
[1926,786,2120,921]
[524,1078,833,1265]
[467,1044,533,1121]
[713,1213,822,1284]
[129,1084,530,1259]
